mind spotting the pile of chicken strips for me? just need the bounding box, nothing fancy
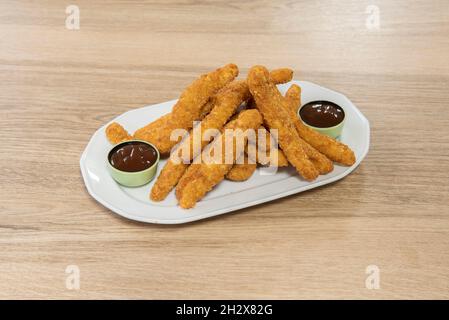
[106,64,355,209]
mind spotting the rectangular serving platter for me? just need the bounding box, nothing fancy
[80,81,370,224]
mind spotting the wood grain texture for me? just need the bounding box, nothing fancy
[1,0,449,299]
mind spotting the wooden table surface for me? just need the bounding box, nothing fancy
[1,0,449,299]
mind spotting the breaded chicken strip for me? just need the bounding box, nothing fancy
[150,80,250,201]
[176,109,263,209]
[105,122,132,144]
[284,85,334,174]
[246,126,288,167]
[247,66,319,181]
[150,69,293,201]
[226,154,257,181]
[258,148,289,167]
[249,147,289,167]
[237,68,292,170]
[247,67,293,108]
[284,85,355,166]
[285,83,301,114]
[269,68,293,84]
[105,103,212,147]
[133,63,239,154]
[198,99,216,119]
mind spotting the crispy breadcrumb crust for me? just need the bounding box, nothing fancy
[176,109,263,209]
[284,84,355,166]
[284,85,334,174]
[105,122,132,144]
[133,63,239,154]
[248,66,319,181]
[150,80,250,201]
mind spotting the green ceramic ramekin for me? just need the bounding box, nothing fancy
[297,103,346,139]
[107,140,160,187]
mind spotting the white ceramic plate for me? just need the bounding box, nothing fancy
[80,81,370,224]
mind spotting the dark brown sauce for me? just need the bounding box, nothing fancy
[109,141,157,172]
[299,101,345,128]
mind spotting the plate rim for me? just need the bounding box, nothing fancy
[80,81,370,224]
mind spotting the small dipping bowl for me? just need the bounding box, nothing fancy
[107,140,160,187]
[298,100,345,139]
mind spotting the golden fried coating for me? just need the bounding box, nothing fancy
[247,66,319,181]
[199,99,215,119]
[226,155,257,181]
[270,149,288,166]
[150,159,188,202]
[295,121,356,166]
[246,126,288,167]
[105,122,132,144]
[151,69,292,201]
[245,68,292,166]
[296,136,333,173]
[133,63,239,154]
[246,68,293,109]
[176,109,263,209]
[150,80,250,201]
[250,147,289,167]
[285,83,301,114]
[284,85,334,174]
[253,126,274,151]
[269,68,293,84]
[284,85,355,166]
